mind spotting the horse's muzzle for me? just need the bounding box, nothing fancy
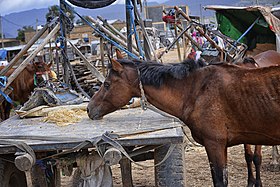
[87,106,103,120]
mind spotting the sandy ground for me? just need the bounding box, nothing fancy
[58,104,280,187]
[61,141,280,187]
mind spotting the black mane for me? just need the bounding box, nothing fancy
[115,59,206,87]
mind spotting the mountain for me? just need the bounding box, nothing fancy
[3,8,49,38]
[2,0,279,38]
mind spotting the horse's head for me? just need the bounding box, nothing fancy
[26,56,53,84]
[87,59,140,120]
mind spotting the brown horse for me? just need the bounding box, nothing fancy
[87,58,280,187]
[236,50,280,187]
[0,57,52,120]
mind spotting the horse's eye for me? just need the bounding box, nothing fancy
[103,82,110,89]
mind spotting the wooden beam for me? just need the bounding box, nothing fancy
[0,23,49,76]
[97,15,138,50]
[99,37,106,76]
[174,6,224,53]
[88,16,140,56]
[132,0,160,62]
[68,40,105,83]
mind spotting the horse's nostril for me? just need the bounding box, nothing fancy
[87,107,89,113]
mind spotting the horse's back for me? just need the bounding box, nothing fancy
[197,64,280,145]
[220,65,280,135]
[254,50,280,67]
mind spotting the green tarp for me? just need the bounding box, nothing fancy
[205,6,280,50]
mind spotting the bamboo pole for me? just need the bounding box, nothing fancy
[68,40,105,83]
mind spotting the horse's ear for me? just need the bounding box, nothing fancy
[116,48,123,59]
[111,59,123,72]
[47,61,53,69]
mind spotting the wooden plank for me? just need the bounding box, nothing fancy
[0,108,184,153]
[68,40,105,82]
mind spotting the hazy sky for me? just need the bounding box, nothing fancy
[0,0,166,16]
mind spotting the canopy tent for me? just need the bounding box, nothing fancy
[205,5,280,51]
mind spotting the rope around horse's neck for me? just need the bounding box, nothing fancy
[137,68,148,111]
[136,67,203,147]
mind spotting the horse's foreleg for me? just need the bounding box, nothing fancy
[253,145,262,187]
[244,144,255,187]
[4,101,11,120]
[205,142,228,187]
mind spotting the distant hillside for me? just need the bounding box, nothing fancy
[2,0,279,38]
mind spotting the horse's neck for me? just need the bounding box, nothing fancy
[142,75,199,119]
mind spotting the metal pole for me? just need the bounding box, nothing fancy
[60,0,70,84]
[126,0,133,57]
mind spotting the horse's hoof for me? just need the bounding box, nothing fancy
[247,179,256,187]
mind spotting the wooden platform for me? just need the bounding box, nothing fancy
[0,106,185,154]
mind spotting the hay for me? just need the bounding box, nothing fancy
[42,108,87,126]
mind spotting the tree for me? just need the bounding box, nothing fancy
[76,16,92,25]
[45,5,75,22]
[16,26,35,42]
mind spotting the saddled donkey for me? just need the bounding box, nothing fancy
[236,50,280,187]
[0,56,52,120]
[87,58,280,187]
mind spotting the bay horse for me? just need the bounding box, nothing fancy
[236,50,280,187]
[87,58,280,187]
[0,57,52,120]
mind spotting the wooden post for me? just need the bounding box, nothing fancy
[99,37,106,77]
[0,23,49,76]
[120,158,133,187]
[174,22,182,61]
[68,40,105,82]
[132,0,160,62]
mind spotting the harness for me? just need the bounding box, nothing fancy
[34,70,51,87]
[0,76,14,105]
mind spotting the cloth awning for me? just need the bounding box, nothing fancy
[205,5,280,50]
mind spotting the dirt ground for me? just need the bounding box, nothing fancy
[61,135,280,187]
